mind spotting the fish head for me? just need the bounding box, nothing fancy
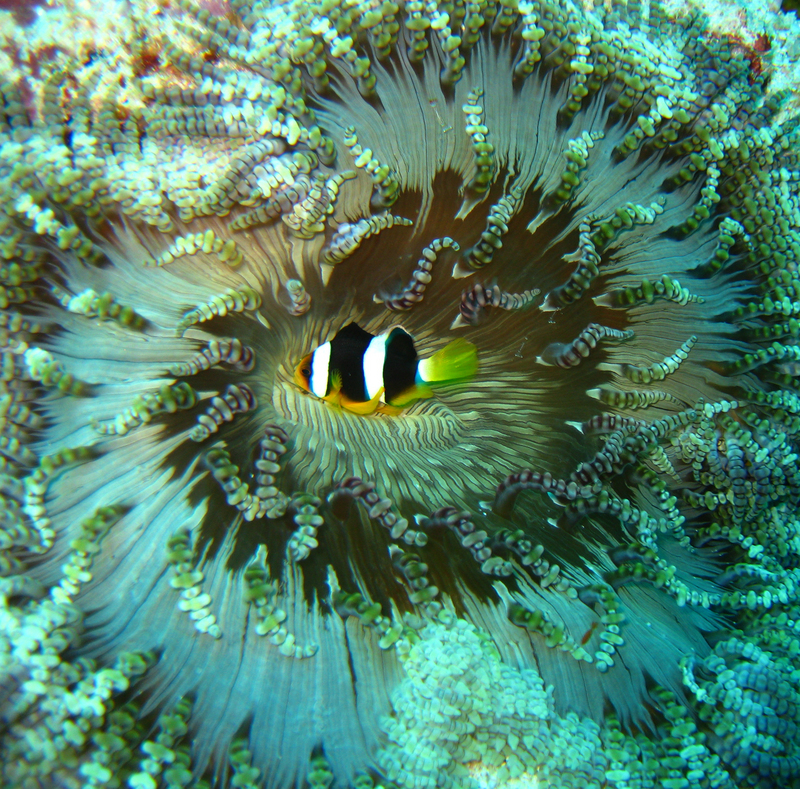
[294,353,313,392]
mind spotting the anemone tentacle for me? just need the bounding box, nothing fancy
[1,0,800,787]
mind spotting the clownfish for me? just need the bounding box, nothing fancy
[295,322,478,415]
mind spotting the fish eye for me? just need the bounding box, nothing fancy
[301,367,310,377]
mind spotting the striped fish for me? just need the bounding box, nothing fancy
[295,322,477,415]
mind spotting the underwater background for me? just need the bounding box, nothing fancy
[1,0,800,787]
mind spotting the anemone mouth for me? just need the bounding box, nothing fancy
[3,1,800,788]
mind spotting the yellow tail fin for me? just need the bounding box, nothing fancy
[418,338,478,384]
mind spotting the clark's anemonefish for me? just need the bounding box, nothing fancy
[294,322,478,415]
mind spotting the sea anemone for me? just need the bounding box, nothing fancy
[1,0,800,787]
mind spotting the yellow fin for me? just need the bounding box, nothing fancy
[418,338,478,384]
[341,389,383,415]
[376,402,404,416]
[389,384,433,408]
[322,371,343,408]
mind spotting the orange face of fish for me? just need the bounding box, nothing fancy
[294,354,313,393]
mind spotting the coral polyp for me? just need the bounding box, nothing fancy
[1,0,800,787]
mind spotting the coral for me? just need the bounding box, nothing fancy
[0,0,800,787]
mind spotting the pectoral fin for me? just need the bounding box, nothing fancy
[322,371,344,409]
